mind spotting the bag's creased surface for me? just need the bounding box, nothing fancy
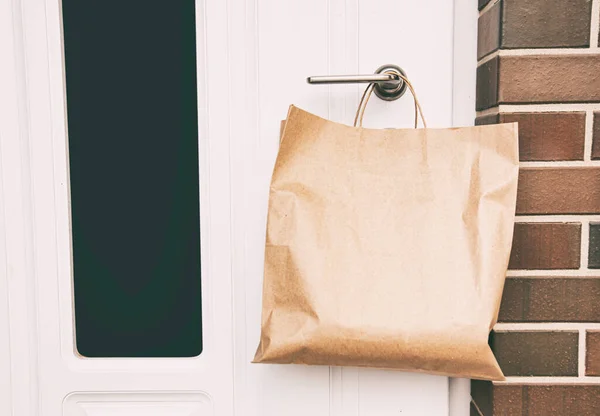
[253,105,519,381]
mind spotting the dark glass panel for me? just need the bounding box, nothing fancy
[62,0,202,357]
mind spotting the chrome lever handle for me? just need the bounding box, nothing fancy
[306,73,399,84]
[306,64,408,101]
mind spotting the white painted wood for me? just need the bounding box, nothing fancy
[0,140,12,416]
[0,0,477,415]
[449,0,479,414]
[0,0,41,413]
[0,4,18,414]
[63,393,211,416]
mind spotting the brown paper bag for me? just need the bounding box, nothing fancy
[253,79,518,381]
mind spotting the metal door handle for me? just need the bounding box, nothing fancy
[307,64,408,101]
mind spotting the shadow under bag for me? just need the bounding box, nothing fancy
[253,77,519,381]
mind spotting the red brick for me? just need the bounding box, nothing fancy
[499,55,600,105]
[593,112,600,160]
[472,383,600,415]
[503,113,585,161]
[477,0,592,58]
[509,223,581,270]
[517,168,600,214]
[476,113,586,161]
[586,330,600,376]
[591,223,600,269]
[499,278,600,322]
[471,379,494,415]
[492,331,579,376]
[478,0,493,11]
[474,114,499,127]
[477,55,600,109]
[491,385,523,415]
[501,0,592,49]
[478,1,501,59]
[476,57,499,111]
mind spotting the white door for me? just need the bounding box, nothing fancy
[0,0,477,415]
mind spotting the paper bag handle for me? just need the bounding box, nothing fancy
[353,73,427,128]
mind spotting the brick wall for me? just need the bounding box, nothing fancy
[473,0,600,414]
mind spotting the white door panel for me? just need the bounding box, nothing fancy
[0,0,477,414]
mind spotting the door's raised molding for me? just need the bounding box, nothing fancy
[63,392,212,416]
